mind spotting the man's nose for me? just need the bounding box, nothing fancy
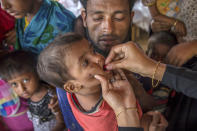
[102,17,114,34]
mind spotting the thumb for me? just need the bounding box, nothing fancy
[50,97,55,104]
[150,112,160,127]
[106,60,124,70]
[94,75,109,94]
[105,44,124,65]
[48,97,55,108]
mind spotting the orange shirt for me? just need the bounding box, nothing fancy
[67,93,143,131]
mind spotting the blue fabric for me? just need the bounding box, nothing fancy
[2,100,15,107]
[16,0,75,54]
[56,88,83,131]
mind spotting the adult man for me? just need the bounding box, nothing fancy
[56,0,166,130]
[78,0,157,110]
[80,0,135,56]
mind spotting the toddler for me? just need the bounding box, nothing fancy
[37,33,142,131]
[0,51,65,131]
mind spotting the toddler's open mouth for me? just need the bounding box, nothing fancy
[103,65,107,71]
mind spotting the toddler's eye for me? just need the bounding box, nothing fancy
[23,78,29,83]
[10,82,18,88]
[82,59,89,67]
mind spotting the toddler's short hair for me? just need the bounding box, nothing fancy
[37,32,83,88]
[0,50,37,81]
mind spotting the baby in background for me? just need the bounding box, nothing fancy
[146,31,178,113]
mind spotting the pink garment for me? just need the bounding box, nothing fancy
[0,7,15,44]
[67,93,118,131]
[0,118,7,131]
[2,98,34,131]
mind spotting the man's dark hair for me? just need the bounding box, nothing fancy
[148,31,178,51]
[37,32,83,88]
[80,0,136,11]
[0,50,37,81]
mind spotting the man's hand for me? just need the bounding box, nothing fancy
[95,69,136,111]
[166,41,197,66]
[48,95,59,114]
[95,69,140,127]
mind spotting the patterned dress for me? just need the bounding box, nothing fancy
[27,89,56,131]
[157,0,197,41]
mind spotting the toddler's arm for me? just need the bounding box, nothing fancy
[48,91,67,131]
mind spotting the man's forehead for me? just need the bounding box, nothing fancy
[86,0,130,11]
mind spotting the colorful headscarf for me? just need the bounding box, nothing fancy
[16,0,75,54]
[0,80,20,117]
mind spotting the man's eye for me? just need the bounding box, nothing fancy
[93,17,103,22]
[114,17,125,21]
[114,14,125,21]
[23,79,29,83]
[82,59,89,67]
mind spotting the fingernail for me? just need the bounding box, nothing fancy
[94,75,99,79]
[106,65,112,70]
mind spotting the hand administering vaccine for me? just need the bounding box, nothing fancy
[104,41,166,81]
[98,42,168,130]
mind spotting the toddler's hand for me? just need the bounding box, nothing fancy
[142,111,168,131]
[48,95,59,115]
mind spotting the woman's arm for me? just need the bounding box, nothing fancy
[105,42,197,99]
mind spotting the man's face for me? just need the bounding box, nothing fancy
[0,0,33,18]
[82,0,133,53]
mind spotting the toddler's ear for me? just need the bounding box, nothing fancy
[63,80,83,93]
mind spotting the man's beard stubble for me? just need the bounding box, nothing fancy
[84,25,132,58]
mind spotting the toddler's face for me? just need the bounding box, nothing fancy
[8,72,39,99]
[65,39,111,94]
[148,43,171,63]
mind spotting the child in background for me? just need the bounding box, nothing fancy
[145,31,178,113]
[0,51,65,131]
[37,33,142,131]
[0,79,34,131]
[147,31,178,63]
[1,0,75,54]
[0,49,33,131]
